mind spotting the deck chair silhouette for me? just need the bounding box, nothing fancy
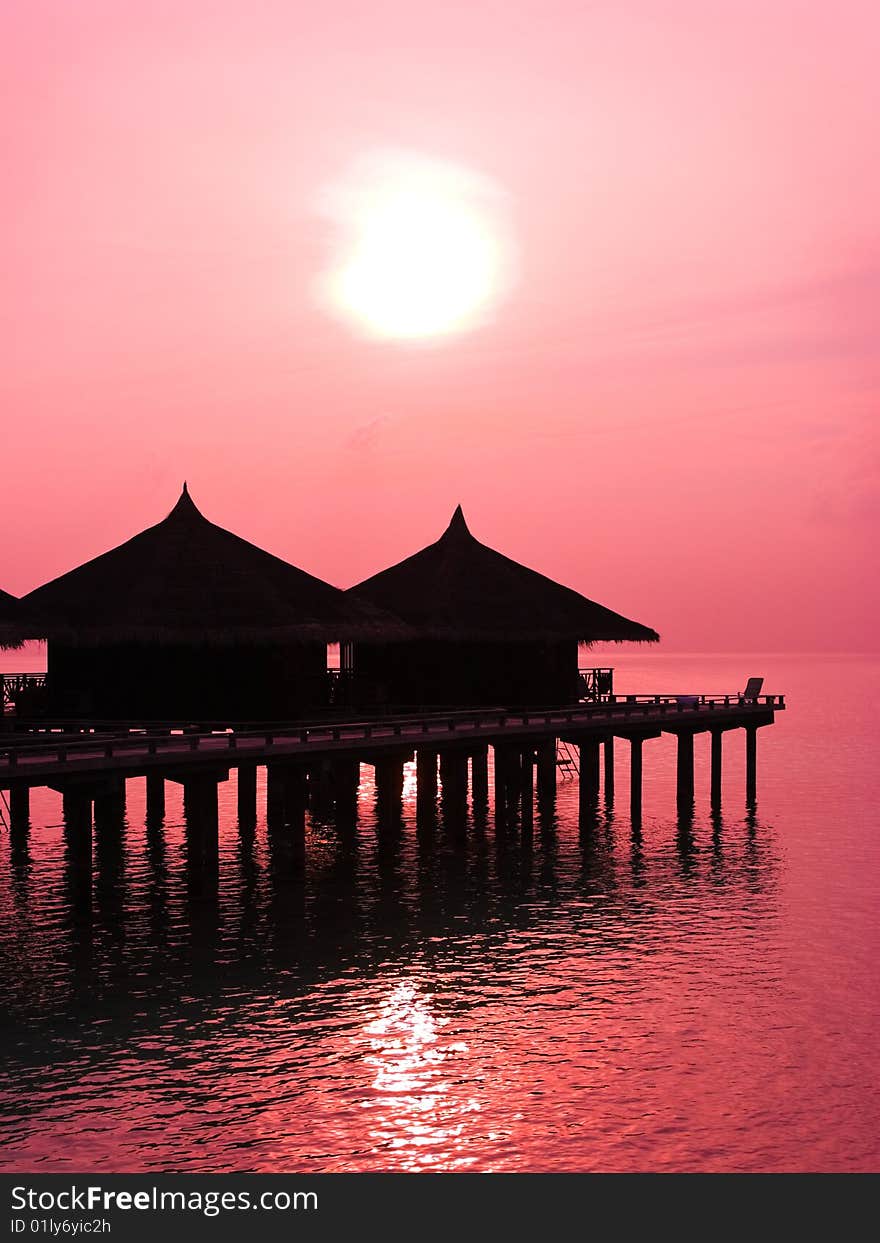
[741,677,763,701]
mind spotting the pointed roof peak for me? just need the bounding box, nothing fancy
[167,482,203,522]
[443,504,471,539]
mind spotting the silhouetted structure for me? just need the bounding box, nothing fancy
[350,506,658,706]
[0,692,785,838]
[0,588,24,649]
[21,485,406,719]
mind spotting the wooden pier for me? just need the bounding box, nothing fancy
[0,693,783,840]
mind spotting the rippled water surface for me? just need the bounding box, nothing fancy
[1,654,878,1172]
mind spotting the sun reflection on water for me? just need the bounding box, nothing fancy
[360,980,479,1170]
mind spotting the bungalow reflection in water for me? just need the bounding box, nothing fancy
[8,490,657,719]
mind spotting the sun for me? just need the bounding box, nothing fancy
[317,149,515,340]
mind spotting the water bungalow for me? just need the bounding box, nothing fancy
[349,506,658,707]
[19,485,405,720]
[1,499,783,836]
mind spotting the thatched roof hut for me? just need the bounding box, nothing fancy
[22,484,406,646]
[351,506,659,643]
[348,507,657,707]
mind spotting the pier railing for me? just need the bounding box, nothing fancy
[1,673,47,711]
[4,667,620,714]
[577,667,614,701]
[0,694,784,778]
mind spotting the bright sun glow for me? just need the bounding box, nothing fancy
[317,149,516,340]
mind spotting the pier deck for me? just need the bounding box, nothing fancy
[1,694,782,789]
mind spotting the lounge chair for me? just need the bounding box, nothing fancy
[740,677,763,702]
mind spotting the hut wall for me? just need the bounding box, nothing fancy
[353,639,580,707]
[47,641,328,721]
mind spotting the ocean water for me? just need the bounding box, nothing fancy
[0,653,877,1173]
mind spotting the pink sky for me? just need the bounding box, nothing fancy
[3,1,878,650]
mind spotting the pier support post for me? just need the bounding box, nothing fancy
[536,740,557,803]
[710,730,723,808]
[308,760,335,817]
[630,737,643,821]
[745,725,757,805]
[492,744,506,822]
[182,774,220,832]
[93,779,126,829]
[416,749,438,814]
[9,785,29,832]
[93,782,126,921]
[374,754,406,820]
[493,744,517,825]
[236,764,257,828]
[175,774,225,887]
[263,763,307,874]
[268,764,307,837]
[286,766,308,839]
[676,731,695,812]
[578,739,600,814]
[333,759,360,825]
[440,750,468,829]
[62,786,93,832]
[333,759,361,794]
[164,771,228,867]
[471,746,489,810]
[61,796,93,922]
[146,773,165,823]
[519,748,534,829]
[266,763,285,827]
[439,749,467,788]
[604,737,615,803]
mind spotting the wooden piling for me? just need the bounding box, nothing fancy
[471,746,489,808]
[375,754,405,818]
[183,774,220,832]
[439,749,467,786]
[710,730,723,808]
[179,776,221,884]
[308,760,335,816]
[535,740,557,802]
[604,737,615,803]
[416,749,438,813]
[276,765,307,837]
[262,762,307,872]
[266,764,286,828]
[630,737,643,820]
[746,725,757,804]
[62,786,93,831]
[676,731,695,811]
[493,744,517,825]
[333,759,360,825]
[440,750,469,830]
[492,744,506,820]
[9,785,29,831]
[93,782,126,921]
[93,780,126,828]
[236,763,257,828]
[578,739,600,812]
[520,748,534,829]
[61,794,93,921]
[146,772,165,822]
